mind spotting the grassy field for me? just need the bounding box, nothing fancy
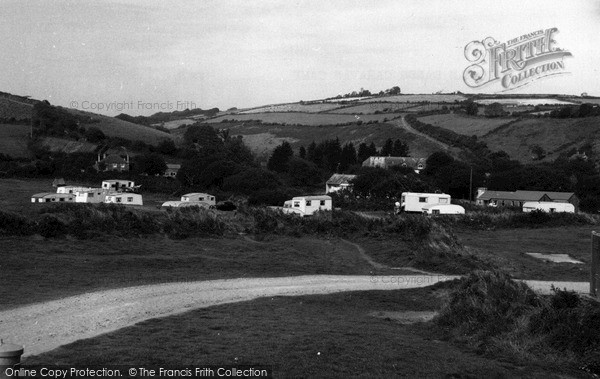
[455,226,594,281]
[0,97,33,119]
[0,124,31,158]
[0,234,401,311]
[419,113,516,137]
[23,285,580,378]
[481,116,600,162]
[358,94,467,103]
[64,108,173,145]
[205,112,397,126]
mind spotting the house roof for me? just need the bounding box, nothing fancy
[326,174,356,185]
[477,190,575,202]
[166,163,181,170]
[101,154,128,165]
[292,195,332,201]
[32,192,73,198]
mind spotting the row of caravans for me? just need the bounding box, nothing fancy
[31,180,143,206]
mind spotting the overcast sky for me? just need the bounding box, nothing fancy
[1,0,598,115]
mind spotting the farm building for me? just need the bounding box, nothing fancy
[31,192,75,203]
[104,193,143,206]
[95,153,130,172]
[476,188,579,210]
[362,156,426,173]
[164,163,181,178]
[102,179,136,192]
[57,186,92,194]
[280,195,332,217]
[326,174,356,193]
[401,192,451,213]
[523,202,575,213]
[75,188,107,203]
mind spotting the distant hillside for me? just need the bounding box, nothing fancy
[0,124,31,158]
[116,107,219,127]
[61,108,173,146]
[481,116,600,163]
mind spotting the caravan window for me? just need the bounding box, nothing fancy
[294,201,300,207]
[89,193,94,198]
[439,198,448,204]
[127,197,133,202]
[419,197,427,203]
[306,200,312,206]
[432,209,440,215]
[320,200,326,206]
[116,197,122,203]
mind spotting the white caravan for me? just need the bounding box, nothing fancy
[162,193,216,208]
[75,188,107,203]
[522,202,575,213]
[104,193,143,206]
[281,195,332,217]
[400,192,451,213]
[422,204,465,215]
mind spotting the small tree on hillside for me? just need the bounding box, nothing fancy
[267,141,294,173]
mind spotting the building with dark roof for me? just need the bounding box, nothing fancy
[476,188,579,210]
[325,174,357,193]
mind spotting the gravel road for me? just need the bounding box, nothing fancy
[0,274,457,357]
[0,275,587,358]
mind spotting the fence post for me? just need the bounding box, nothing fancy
[591,232,600,297]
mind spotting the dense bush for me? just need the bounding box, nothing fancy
[0,210,34,236]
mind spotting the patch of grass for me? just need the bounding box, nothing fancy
[23,287,572,377]
[205,112,393,126]
[419,113,514,137]
[444,209,599,230]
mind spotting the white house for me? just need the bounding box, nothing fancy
[281,195,332,217]
[57,186,92,194]
[104,193,143,206]
[522,201,575,213]
[31,192,75,203]
[102,180,135,192]
[325,174,356,194]
[400,192,451,213]
[422,204,465,215]
[75,188,107,203]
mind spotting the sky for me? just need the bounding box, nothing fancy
[0,0,598,116]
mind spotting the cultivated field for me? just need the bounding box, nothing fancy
[0,124,31,158]
[475,98,576,106]
[40,137,98,154]
[419,113,516,137]
[329,102,417,114]
[205,112,396,125]
[239,103,342,114]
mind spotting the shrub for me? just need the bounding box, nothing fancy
[37,215,68,238]
[0,210,34,236]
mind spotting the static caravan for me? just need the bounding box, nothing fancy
[281,195,332,217]
[102,180,135,192]
[422,204,465,215]
[75,188,107,203]
[161,201,211,209]
[104,193,143,206]
[57,186,92,194]
[522,201,575,213]
[181,193,216,206]
[401,192,451,213]
[31,192,75,203]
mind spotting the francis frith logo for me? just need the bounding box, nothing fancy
[463,27,572,91]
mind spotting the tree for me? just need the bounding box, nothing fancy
[392,139,409,156]
[287,157,321,187]
[484,102,505,117]
[380,139,394,156]
[156,139,178,155]
[340,143,357,171]
[135,153,167,176]
[222,168,280,192]
[183,123,224,153]
[464,100,478,116]
[224,136,254,165]
[267,141,294,173]
[84,127,106,143]
[298,146,306,159]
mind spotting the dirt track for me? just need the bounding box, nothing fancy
[0,275,587,357]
